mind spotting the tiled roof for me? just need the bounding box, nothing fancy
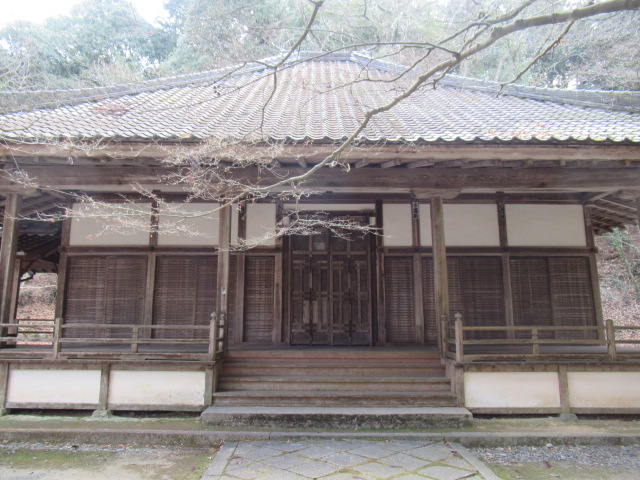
[1,52,639,144]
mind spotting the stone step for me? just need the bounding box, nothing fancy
[223,361,446,378]
[212,390,458,407]
[219,376,452,392]
[201,405,471,429]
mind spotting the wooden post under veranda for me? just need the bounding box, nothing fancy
[0,193,22,348]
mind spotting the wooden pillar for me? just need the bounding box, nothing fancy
[636,196,640,229]
[430,197,449,353]
[142,198,159,339]
[234,204,247,345]
[216,204,232,354]
[273,202,283,345]
[411,202,425,344]
[0,194,22,346]
[558,365,571,415]
[53,219,71,320]
[92,364,111,417]
[584,204,605,336]
[0,362,8,415]
[8,260,22,332]
[375,200,386,345]
[497,195,515,339]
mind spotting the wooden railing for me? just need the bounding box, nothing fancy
[0,318,55,346]
[443,314,640,363]
[0,316,226,361]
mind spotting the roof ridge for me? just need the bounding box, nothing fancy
[439,75,639,113]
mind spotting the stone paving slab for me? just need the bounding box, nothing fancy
[202,439,501,480]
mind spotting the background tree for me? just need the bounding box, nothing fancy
[0,0,174,89]
[1,0,638,90]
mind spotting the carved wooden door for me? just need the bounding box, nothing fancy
[289,226,372,346]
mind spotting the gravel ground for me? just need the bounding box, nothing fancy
[473,443,640,470]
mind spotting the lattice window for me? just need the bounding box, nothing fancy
[64,256,147,338]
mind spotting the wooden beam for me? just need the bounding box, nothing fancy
[591,202,637,221]
[4,165,640,190]
[406,159,434,169]
[380,159,402,169]
[0,194,21,333]
[4,142,640,162]
[216,204,232,354]
[430,197,449,354]
[599,197,637,211]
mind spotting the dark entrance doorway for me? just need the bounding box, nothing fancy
[289,224,373,346]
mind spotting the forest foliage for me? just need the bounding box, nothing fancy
[1,0,638,91]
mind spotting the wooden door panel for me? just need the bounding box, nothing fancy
[331,255,351,346]
[288,223,373,346]
[311,257,331,344]
[350,255,371,345]
[290,255,311,344]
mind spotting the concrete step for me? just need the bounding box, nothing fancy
[201,405,472,429]
[212,390,458,407]
[223,361,446,378]
[219,376,452,392]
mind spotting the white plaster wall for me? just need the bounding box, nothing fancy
[69,203,151,246]
[419,204,432,247]
[245,203,277,246]
[506,204,586,247]
[108,370,205,406]
[383,203,412,247]
[464,372,561,409]
[568,372,640,409]
[444,204,500,247]
[158,203,239,246]
[157,203,219,246]
[6,369,100,405]
[283,203,374,212]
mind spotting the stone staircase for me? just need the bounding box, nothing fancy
[212,348,458,407]
[202,348,471,429]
